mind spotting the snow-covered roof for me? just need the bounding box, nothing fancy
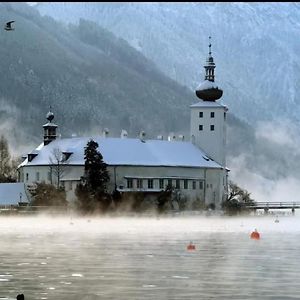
[19,137,223,169]
[190,101,227,109]
[196,80,221,91]
[0,183,29,205]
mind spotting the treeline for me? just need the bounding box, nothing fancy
[0,135,20,182]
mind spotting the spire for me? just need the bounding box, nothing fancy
[46,105,54,122]
[195,36,223,101]
[204,36,216,82]
[43,106,57,145]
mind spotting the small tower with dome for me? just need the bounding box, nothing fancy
[43,106,58,145]
[190,36,228,167]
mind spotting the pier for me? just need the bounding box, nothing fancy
[245,202,300,213]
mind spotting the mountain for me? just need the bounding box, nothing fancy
[1,3,299,202]
[36,2,300,127]
[0,2,196,148]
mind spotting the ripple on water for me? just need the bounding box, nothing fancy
[172,275,190,279]
[142,284,157,288]
[71,273,83,277]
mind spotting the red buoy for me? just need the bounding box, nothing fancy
[250,229,260,240]
[187,242,196,251]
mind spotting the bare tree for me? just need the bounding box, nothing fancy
[49,148,69,189]
[222,181,255,214]
[0,135,18,182]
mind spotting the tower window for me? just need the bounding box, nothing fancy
[199,125,203,131]
[199,112,203,118]
[210,125,215,131]
[127,179,133,189]
[148,179,153,189]
[159,179,164,189]
[211,112,215,118]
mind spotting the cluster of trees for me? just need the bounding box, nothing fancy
[0,135,20,183]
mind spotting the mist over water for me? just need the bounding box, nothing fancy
[1,215,300,300]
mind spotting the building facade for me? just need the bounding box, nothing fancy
[18,39,229,209]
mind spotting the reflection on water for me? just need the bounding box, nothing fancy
[0,215,300,299]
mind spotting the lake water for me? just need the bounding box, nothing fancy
[0,214,300,300]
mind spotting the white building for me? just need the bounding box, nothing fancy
[18,39,229,209]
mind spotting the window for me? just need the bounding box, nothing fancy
[159,179,164,189]
[26,173,29,181]
[47,172,51,182]
[176,179,180,189]
[192,181,196,190]
[36,172,40,182]
[211,112,215,118]
[184,179,188,189]
[168,179,172,187]
[127,179,133,189]
[210,125,215,131]
[137,179,143,189]
[199,125,203,131]
[148,179,153,189]
[199,181,203,190]
[199,111,203,118]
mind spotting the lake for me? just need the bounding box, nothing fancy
[0,213,300,300]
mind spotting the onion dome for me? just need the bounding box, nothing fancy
[46,106,54,122]
[195,36,223,101]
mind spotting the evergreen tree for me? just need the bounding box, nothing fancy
[76,139,111,213]
[84,139,110,193]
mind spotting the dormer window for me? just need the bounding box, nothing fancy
[28,153,38,162]
[62,152,73,162]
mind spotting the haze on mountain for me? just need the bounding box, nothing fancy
[1,2,300,202]
[36,2,300,127]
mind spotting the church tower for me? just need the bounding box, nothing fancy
[190,37,227,167]
[43,107,57,145]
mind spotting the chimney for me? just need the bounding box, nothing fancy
[178,134,185,141]
[121,129,128,138]
[139,130,146,142]
[102,128,109,138]
[191,135,196,144]
[168,132,176,141]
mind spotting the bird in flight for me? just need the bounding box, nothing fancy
[4,21,15,31]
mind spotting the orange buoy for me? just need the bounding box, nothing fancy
[187,242,196,251]
[250,229,260,240]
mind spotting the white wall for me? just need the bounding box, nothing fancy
[190,104,227,166]
[19,164,225,207]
